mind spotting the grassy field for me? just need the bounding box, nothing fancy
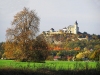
[0,60,100,75]
[0,60,98,70]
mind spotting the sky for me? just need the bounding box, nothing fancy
[0,0,100,42]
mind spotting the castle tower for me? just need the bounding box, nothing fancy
[74,21,78,34]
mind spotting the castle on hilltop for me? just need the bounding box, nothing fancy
[42,21,79,35]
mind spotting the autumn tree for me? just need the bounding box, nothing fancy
[31,34,49,62]
[0,42,4,59]
[76,52,84,60]
[89,50,100,61]
[3,7,40,61]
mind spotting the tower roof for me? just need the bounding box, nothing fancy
[75,20,78,25]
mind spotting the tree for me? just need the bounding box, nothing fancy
[76,52,84,60]
[89,50,100,61]
[3,41,15,59]
[30,34,49,62]
[0,42,4,58]
[3,7,40,61]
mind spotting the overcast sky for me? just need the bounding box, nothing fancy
[0,0,100,42]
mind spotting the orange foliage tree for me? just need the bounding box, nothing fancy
[3,7,40,61]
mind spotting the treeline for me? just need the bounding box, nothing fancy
[47,33,100,50]
[45,33,100,61]
[1,34,99,61]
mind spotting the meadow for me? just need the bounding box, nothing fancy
[0,60,98,70]
[0,60,100,75]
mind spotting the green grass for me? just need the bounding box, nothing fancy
[0,60,98,70]
[0,60,100,75]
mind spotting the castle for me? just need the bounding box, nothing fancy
[42,21,79,35]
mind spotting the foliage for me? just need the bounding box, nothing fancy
[89,50,100,61]
[46,56,54,60]
[44,32,100,51]
[30,34,49,62]
[76,50,91,61]
[76,52,84,60]
[2,7,49,62]
[0,42,4,58]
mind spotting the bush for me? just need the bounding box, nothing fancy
[46,56,54,60]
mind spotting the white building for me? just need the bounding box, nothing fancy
[42,21,79,35]
[62,21,79,34]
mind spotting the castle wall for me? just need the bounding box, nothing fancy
[43,21,79,35]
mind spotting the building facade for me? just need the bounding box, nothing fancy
[62,21,79,34]
[42,21,79,35]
